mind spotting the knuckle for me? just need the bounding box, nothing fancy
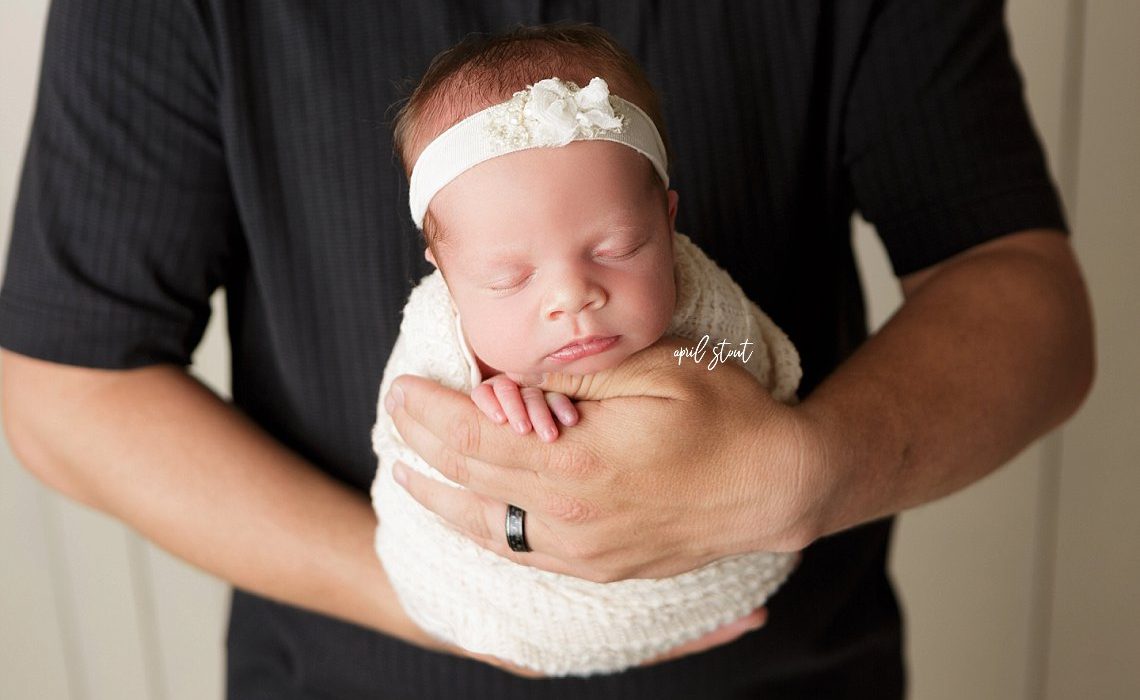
[439,449,471,486]
[519,386,544,402]
[542,492,598,525]
[453,417,482,456]
[472,383,494,401]
[492,375,518,391]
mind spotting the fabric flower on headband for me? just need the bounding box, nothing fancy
[486,77,626,151]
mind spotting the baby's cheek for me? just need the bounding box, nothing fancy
[634,286,676,344]
[632,257,676,331]
[466,322,536,375]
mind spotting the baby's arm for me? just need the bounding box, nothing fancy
[471,374,579,443]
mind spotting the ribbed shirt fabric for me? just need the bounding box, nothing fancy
[0,1,1068,698]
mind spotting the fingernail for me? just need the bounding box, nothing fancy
[393,462,408,486]
[542,427,557,441]
[513,420,529,434]
[385,384,404,413]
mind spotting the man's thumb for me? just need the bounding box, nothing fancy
[534,371,608,400]
[539,363,669,401]
[504,369,621,400]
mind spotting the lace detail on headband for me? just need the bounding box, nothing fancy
[485,77,626,151]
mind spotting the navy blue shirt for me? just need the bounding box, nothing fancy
[1,1,1067,697]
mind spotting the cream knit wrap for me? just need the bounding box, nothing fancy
[370,231,804,676]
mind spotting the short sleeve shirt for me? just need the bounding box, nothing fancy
[0,1,1068,698]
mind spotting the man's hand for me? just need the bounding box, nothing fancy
[383,335,826,584]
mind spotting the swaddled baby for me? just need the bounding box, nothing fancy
[371,25,803,677]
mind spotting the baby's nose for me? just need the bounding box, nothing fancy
[543,278,607,320]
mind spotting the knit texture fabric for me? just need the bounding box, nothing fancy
[370,231,803,676]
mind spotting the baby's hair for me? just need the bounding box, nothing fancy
[391,22,672,249]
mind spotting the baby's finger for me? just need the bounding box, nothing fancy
[470,383,507,424]
[521,386,559,442]
[491,378,531,434]
[544,392,578,427]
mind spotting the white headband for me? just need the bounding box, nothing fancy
[407,76,670,228]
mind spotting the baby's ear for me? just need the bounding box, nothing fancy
[424,247,438,268]
[667,189,680,230]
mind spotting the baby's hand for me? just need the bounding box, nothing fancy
[471,374,579,442]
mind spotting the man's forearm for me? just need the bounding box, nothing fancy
[795,230,1095,541]
[1,353,437,650]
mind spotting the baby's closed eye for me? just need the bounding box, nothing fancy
[486,270,535,294]
[595,240,646,261]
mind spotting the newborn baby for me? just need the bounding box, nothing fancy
[371,29,802,678]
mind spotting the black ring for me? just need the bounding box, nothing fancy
[505,504,531,552]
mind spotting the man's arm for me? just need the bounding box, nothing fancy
[0,350,437,649]
[0,349,772,675]
[794,228,1095,541]
[376,233,1094,581]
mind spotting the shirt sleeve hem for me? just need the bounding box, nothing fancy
[0,293,199,370]
[870,182,1070,277]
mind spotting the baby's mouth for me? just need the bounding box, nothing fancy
[547,335,620,363]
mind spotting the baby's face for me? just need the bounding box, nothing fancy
[428,140,678,377]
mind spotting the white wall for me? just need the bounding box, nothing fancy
[2,1,1136,697]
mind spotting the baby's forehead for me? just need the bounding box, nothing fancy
[435,153,665,249]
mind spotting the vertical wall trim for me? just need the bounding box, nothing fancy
[127,532,168,700]
[40,489,87,700]
[1024,1,1085,698]
[1056,0,1087,206]
[1026,438,1063,699]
